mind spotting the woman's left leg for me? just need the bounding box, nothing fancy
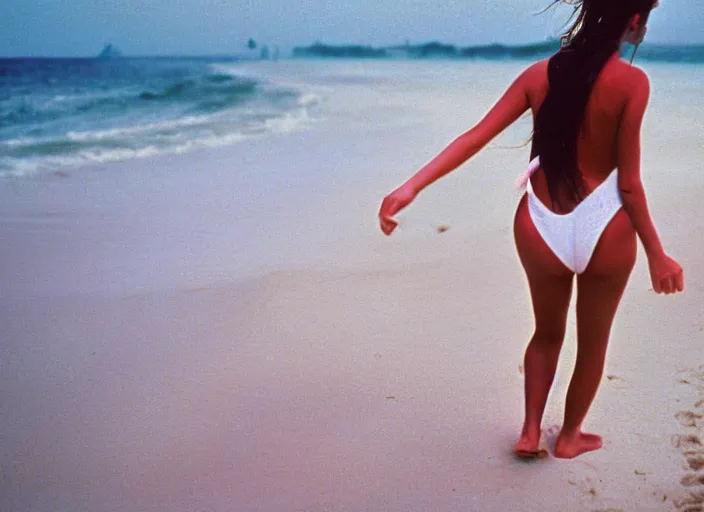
[513,195,575,456]
[555,208,637,459]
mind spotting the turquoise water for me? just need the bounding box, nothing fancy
[0,57,316,177]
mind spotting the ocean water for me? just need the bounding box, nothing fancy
[1,53,702,179]
[0,57,320,177]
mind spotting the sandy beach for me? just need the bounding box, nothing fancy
[1,60,702,511]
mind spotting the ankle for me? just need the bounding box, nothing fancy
[558,426,581,439]
[521,423,542,439]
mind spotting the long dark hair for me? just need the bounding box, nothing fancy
[532,0,657,209]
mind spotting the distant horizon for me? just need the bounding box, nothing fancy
[3,38,704,60]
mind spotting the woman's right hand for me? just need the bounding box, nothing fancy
[378,184,417,236]
[647,252,684,294]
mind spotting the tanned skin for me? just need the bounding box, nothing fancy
[378,11,683,459]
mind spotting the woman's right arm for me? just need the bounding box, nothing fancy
[378,62,538,236]
[617,68,684,294]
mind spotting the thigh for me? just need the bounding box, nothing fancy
[514,195,574,337]
[577,208,637,344]
[582,208,637,278]
[514,194,573,278]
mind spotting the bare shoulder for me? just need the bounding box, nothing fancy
[605,59,650,94]
[626,64,650,96]
[521,58,550,81]
[515,58,550,95]
[627,63,650,84]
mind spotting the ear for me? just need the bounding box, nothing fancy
[630,13,642,29]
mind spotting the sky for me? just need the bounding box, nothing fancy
[1,0,702,57]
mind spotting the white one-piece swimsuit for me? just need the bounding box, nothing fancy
[518,156,623,274]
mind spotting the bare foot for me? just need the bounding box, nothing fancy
[515,431,549,459]
[554,431,603,459]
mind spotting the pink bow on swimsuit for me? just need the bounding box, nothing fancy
[515,156,542,189]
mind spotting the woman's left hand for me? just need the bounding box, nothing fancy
[378,185,417,235]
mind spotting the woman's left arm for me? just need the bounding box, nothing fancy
[379,63,539,235]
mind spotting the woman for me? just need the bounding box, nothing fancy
[378,0,684,460]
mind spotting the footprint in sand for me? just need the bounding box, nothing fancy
[686,454,704,471]
[674,491,704,511]
[672,368,704,512]
[681,474,704,487]
[546,424,561,437]
[677,411,704,428]
[543,424,562,450]
[566,475,612,508]
[672,434,703,450]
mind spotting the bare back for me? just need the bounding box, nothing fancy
[526,54,644,213]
